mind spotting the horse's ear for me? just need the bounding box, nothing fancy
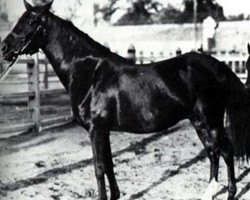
[24,0,33,11]
[248,43,250,55]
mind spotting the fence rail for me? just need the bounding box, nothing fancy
[0,50,248,134]
[0,57,72,134]
[126,46,248,82]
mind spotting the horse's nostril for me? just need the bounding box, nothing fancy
[1,43,8,53]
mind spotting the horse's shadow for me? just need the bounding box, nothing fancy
[0,123,181,192]
[214,167,250,200]
[128,157,250,200]
[1,121,249,199]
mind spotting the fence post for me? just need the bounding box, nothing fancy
[176,48,182,56]
[127,44,136,64]
[43,59,48,89]
[27,55,41,132]
[139,51,144,64]
[150,51,155,63]
[0,37,3,73]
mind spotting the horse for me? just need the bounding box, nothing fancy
[1,1,250,200]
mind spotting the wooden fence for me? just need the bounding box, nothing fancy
[125,45,248,82]
[0,57,72,135]
[0,48,248,135]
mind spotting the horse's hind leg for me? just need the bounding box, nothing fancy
[189,106,222,200]
[190,115,220,182]
[190,108,236,200]
[219,131,236,200]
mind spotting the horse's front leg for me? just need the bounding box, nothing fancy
[104,135,120,200]
[90,126,108,200]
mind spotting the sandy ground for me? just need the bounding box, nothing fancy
[0,120,249,200]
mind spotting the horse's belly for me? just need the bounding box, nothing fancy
[114,102,188,133]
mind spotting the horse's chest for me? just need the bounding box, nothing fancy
[76,91,113,128]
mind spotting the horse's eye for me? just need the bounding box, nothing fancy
[28,21,34,25]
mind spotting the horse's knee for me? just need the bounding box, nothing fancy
[95,163,105,179]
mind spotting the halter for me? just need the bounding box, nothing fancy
[20,15,48,55]
[0,16,47,84]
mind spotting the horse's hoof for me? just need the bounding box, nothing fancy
[99,195,108,200]
[227,193,236,200]
[110,191,120,200]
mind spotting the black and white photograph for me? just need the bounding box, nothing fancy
[0,0,250,199]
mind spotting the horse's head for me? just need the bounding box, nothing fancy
[1,0,53,62]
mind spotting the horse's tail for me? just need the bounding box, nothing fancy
[225,68,250,161]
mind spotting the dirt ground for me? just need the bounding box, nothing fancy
[0,120,249,200]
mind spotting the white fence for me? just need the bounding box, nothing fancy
[124,45,248,82]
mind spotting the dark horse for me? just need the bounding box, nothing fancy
[1,1,250,199]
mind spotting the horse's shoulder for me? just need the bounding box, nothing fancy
[71,56,99,74]
[92,58,118,88]
[94,58,116,75]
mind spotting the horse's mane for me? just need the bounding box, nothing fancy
[63,19,111,54]
[47,12,128,63]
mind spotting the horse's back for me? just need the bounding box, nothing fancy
[77,53,237,133]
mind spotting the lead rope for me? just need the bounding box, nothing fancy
[0,56,19,84]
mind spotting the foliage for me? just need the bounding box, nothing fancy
[98,0,226,25]
[97,0,161,25]
[227,14,245,21]
[179,0,226,23]
[94,0,119,22]
[157,4,182,24]
[116,0,155,25]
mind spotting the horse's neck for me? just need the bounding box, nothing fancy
[41,13,127,89]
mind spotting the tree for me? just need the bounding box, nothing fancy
[98,0,226,25]
[116,0,161,25]
[157,4,182,24]
[95,0,119,23]
[227,14,245,21]
[179,0,226,23]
